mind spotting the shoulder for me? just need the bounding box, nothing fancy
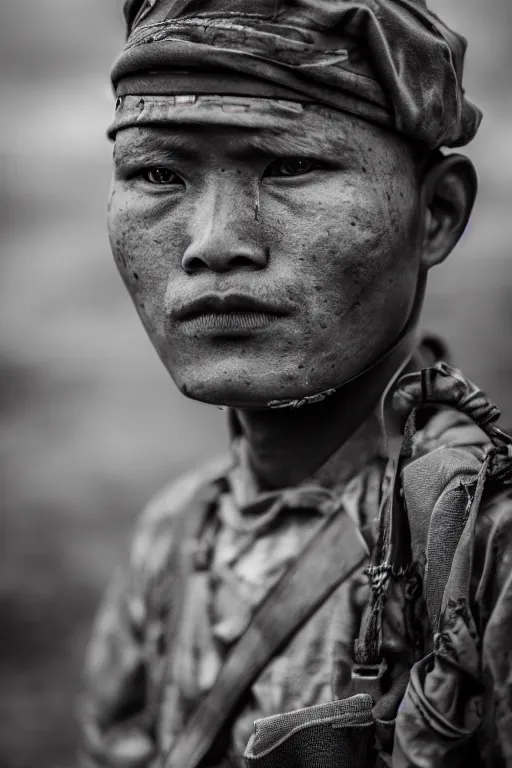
[83,454,234,693]
[129,452,233,581]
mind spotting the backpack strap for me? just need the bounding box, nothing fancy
[163,506,369,768]
[353,363,512,680]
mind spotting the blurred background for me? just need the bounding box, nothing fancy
[1,1,511,766]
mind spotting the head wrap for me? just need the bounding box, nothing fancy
[110,0,482,149]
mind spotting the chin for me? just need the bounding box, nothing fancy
[170,363,342,411]
[174,374,281,410]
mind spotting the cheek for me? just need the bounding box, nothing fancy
[270,176,419,368]
[296,182,415,295]
[108,186,184,339]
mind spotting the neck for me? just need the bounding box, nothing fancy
[235,382,385,490]
[234,324,423,490]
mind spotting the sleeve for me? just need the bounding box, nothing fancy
[476,492,512,762]
[79,456,231,767]
[80,562,158,768]
[79,476,185,768]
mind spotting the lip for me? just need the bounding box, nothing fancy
[171,292,292,337]
[172,293,290,321]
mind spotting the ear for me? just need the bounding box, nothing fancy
[418,154,477,270]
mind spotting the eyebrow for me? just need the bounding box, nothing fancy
[114,125,356,165]
[244,130,354,161]
[114,132,202,165]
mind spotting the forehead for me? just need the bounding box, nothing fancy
[113,96,396,159]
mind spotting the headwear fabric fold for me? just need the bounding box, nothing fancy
[112,0,482,149]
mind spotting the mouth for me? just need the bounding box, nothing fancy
[171,293,290,337]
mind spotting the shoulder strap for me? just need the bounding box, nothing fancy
[163,507,369,768]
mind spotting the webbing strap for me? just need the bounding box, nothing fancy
[163,508,369,768]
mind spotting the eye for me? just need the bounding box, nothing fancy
[142,167,182,185]
[263,158,322,178]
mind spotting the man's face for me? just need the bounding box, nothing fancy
[109,100,423,408]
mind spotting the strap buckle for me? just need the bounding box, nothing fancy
[352,658,388,700]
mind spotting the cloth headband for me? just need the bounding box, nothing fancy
[111,0,482,150]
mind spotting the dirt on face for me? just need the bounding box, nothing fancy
[110,100,422,408]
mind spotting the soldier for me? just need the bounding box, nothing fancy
[81,1,512,766]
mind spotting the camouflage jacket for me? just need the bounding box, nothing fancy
[81,378,512,768]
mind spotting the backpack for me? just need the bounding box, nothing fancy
[349,362,512,767]
[243,363,512,768]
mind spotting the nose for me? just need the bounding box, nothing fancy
[181,181,269,274]
[182,241,269,273]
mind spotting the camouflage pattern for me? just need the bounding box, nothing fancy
[82,412,391,767]
[81,369,512,767]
